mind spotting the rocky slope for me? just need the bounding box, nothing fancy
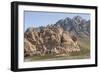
[54,16,90,38]
[24,27,80,57]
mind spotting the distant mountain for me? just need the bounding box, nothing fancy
[54,16,90,38]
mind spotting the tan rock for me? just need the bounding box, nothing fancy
[24,27,80,57]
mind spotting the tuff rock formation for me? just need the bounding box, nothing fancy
[24,27,80,57]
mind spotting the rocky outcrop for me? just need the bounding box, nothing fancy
[24,26,80,57]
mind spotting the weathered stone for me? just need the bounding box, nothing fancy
[24,26,80,57]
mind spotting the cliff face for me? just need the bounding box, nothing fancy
[24,27,80,57]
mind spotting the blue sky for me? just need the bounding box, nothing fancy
[24,11,90,31]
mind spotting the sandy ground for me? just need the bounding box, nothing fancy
[24,55,90,62]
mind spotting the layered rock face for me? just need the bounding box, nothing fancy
[24,26,80,57]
